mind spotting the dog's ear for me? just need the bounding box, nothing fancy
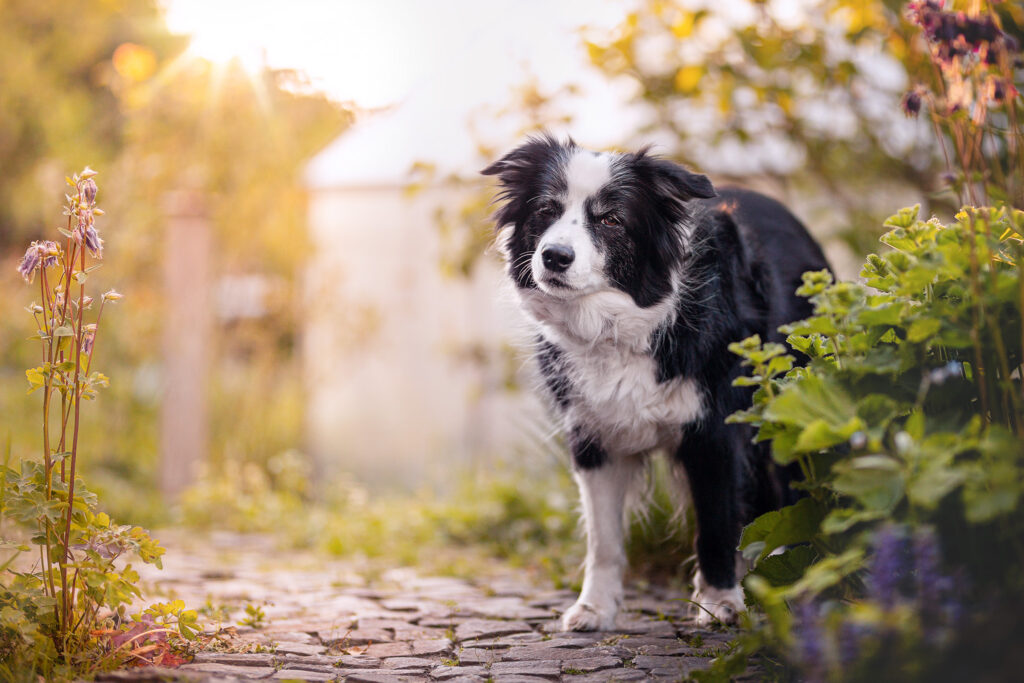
[482,134,571,232]
[481,133,568,182]
[647,157,716,201]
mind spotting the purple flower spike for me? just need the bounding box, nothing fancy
[869,525,909,608]
[792,601,826,683]
[838,621,868,667]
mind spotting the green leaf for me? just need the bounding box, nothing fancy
[752,545,818,587]
[882,205,920,230]
[781,549,865,600]
[794,416,864,453]
[820,508,886,534]
[764,374,855,430]
[25,367,46,387]
[739,498,826,563]
[832,455,905,511]
[907,317,941,343]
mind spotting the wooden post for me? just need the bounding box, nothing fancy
[160,190,211,500]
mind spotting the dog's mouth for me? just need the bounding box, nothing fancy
[537,274,580,298]
[542,275,572,289]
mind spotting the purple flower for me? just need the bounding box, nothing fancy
[838,621,869,667]
[17,241,45,282]
[80,177,97,204]
[912,527,961,643]
[792,601,826,682]
[868,525,911,608]
[83,226,103,258]
[40,240,59,268]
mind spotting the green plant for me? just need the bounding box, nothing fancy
[240,603,267,629]
[1,169,195,679]
[691,3,1024,679]
[715,204,1024,680]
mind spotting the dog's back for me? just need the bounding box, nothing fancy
[699,188,829,343]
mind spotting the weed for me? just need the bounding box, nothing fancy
[240,603,267,629]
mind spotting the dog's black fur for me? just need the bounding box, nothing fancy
[484,135,829,627]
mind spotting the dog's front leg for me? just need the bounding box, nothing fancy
[562,438,640,632]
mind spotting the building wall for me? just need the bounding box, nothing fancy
[303,184,549,491]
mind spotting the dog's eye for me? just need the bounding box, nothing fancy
[600,215,621,228]
[536,205,558,219]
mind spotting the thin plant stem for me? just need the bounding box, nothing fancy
[60,241,87,642]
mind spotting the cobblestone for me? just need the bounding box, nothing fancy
[100,532,728,682]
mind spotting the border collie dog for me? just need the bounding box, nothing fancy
[483,135,829,630]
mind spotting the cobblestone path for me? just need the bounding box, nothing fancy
[100,532,740,682]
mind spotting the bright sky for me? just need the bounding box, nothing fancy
[162,0,632,109]
[162,0,642,183]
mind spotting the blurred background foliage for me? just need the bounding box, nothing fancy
[0,0,351,525]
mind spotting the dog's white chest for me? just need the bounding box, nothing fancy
[521,287,704,456]
[565,343,703,456]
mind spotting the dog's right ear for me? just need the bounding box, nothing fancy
[481,133,568,183]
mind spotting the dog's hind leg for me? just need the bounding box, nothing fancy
[562,453,644,632]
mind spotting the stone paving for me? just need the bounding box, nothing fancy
[98,532,741,682]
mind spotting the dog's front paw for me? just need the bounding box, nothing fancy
[692,583,745,626]
[561,600,617,631]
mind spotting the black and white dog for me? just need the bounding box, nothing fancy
[483,135,829,630]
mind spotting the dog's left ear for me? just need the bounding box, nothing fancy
[648,157,716,201]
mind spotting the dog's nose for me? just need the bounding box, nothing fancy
[542,244,575,273]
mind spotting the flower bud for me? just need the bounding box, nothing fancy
[102,289,123,302]
[80,178,98,204]
[82,330,95,355]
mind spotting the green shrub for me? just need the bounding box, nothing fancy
[710,205,1023,679]
[691,3,1024,679]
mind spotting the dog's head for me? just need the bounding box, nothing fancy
[483,135,715,309]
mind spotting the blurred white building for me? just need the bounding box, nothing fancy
[302,105,548,490]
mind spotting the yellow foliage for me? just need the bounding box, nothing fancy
[671,11,697,39]
[675,65,703,94]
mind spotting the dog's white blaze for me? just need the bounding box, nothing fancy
[565,150,612,203]
[532,151,613,296]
